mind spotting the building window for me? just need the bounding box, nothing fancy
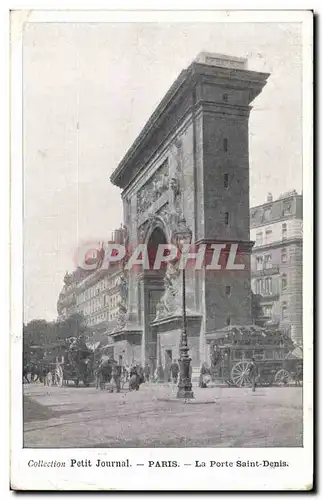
[265,229,272,244]
[281,248,287,263]
[223,138,228,152]
[263,304,273,317]
[282,302,288,320]
[224,173,229,188]
[282,223,287,240]
[281,274,288,291]
[264,277,272,295]
[226,317,231,326]
[264,254,272,269]
[256,232,263,246]
[256,256,263,271]
[222,93,228,103]
[225,286,231,296]
[255,279,262,295]
[254,349,265,361]
[263,208,271,221]
[224,212,229,225]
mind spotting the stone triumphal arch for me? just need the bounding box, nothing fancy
[110,52,269,377]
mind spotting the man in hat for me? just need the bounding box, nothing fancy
[170,359,180,384]
[247,358,259,392]
[129,364,140,391]
[112,360,122,393]
[144,363,151,383]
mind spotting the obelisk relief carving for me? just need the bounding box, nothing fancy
[153,138,196,321]
[114,271,129,331]
[169,138,185,228]
[155,259,182,320]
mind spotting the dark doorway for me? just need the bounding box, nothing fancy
[147,227,168,270]
[143,227,168,370]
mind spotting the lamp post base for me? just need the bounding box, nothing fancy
[176,356,194,399]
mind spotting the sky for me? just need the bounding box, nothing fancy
[23,22,302,322]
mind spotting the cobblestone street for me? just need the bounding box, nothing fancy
[23,383,303,448]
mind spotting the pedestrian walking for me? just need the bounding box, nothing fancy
[42,366,48,386]
[153,367,159,383]
[247,358,258,392]
[170,360,179,384]
[129,365,140,391]
[122,365,129,383]
[199,363,208,388]
[112,363,122,393]
[44,369,52,387]
[138,365,145,384]
[144,363,150,382]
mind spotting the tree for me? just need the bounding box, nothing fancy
[56,313,88,341]
[23,319,55,349]
[23,319,56,365]
[23,313,89,364]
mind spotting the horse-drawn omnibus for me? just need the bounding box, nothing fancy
[207,325,303,387]
[53,336,99,387]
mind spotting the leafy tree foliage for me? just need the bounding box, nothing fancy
[23,313,89,365]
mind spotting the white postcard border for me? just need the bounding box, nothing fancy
[10,8,313,491]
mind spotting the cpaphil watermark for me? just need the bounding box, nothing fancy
[75,242,247,272]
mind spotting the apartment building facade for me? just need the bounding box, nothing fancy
[250,190,303,345]
[57,227,125,341]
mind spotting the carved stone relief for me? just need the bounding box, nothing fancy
[137,207,170,244]
[113,271,129,331]
[282,200,293,216]
[137,159,169,216]
[137,220,150,244]
[123,197,131,227]
[154,259,182,320]
[169,138,185,223]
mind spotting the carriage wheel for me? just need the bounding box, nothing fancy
[275,369,291,386]
[55,364,64,387]
[231,361,252,387]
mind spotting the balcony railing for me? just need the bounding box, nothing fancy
[252,264,280,277]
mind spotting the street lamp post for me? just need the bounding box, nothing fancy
[174,221,194,400]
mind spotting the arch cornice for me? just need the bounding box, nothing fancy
[141,214,172,245]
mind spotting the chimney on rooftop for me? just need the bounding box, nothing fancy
[267,192,273,203]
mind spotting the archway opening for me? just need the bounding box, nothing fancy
[143,226,168,375]
[147,226,168,270]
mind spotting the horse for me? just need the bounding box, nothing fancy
[24,363,43,383]
[294,364,303,386]
[23,365,30,384]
